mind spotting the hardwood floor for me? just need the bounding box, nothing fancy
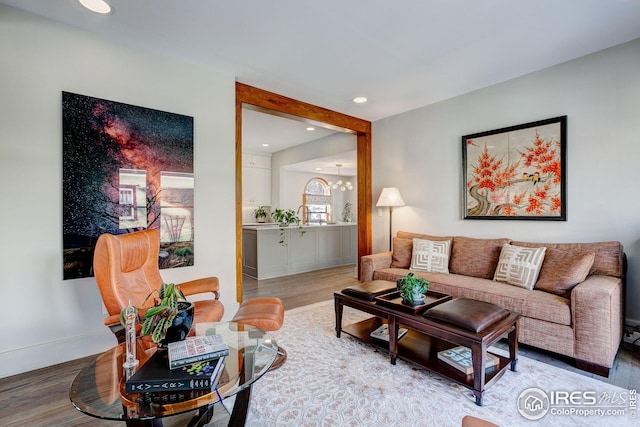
[241,264,360,310]
[1,265,638,426]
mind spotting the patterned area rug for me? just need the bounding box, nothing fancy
[245,300,636,426]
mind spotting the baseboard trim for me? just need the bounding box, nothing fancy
[0,330,114,379]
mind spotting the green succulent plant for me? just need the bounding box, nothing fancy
[396,273,431,304]
[120,282,186,343]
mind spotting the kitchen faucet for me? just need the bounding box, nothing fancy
[297,205,309,225]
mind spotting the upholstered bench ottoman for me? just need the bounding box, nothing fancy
[423,298,519,405]
[424,298,511,333]
[232,297,287,369]
[341,280,397,301]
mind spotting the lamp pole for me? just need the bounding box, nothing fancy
[388,206,395,251]
[375,187,405,252]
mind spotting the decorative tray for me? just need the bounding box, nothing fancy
[374,290,452,315]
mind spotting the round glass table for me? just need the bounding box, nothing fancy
[69,322,278,426]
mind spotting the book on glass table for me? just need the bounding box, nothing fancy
[168,335,230,370]
[370,324,408,342]
[125,351,225,393]
[437,346,499,375]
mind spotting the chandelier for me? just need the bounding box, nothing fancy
[328,164,353,191]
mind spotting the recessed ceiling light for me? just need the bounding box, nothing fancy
[306,127,315,131]
[315,167,322,171]
[352,97,368,104]
[78,0,112,14]
[262,143,269,147]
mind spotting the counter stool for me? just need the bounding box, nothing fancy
[232,297,287,370]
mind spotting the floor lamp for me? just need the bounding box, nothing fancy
[376,187,405,251]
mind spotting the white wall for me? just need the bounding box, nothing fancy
[0,6,238,377]
[279,170,357,221]
[271,132,356,207]
[372,38,640,323]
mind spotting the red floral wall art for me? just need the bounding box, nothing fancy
[462,116,566,220]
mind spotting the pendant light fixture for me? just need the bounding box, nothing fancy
[328,164,353,192]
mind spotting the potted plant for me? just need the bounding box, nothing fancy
[120,282,194,345]
[253,206,268,223]
[272,208,306,244]
[342,201,353,222]
[272,208,299,227]
[396,273,431,305]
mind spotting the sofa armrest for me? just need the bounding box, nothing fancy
[360,252,392,282]
[571,275,623,368]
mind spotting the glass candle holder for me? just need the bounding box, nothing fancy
[122,302,139,369]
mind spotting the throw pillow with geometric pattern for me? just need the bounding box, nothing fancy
[410,238,451,273]
[493,243,546,290]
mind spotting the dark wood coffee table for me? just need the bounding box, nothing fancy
[334,285,519,406]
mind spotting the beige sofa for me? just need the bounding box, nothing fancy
[360,231,626,376]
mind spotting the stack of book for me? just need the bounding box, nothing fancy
[436,346,499,375]
[369,324,408,342]
[126,335,229,393]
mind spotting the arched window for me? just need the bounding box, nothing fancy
[303,178,332,224]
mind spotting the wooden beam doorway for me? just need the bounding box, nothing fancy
[235,82,372,301]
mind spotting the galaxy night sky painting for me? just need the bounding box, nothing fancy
[62,92,195,280]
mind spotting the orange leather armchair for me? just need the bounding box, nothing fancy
[93,229,224,343]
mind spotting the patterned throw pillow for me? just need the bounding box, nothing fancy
[494,243,546,290]
[410,238,451,273]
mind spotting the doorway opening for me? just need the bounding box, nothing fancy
[235,83,372,302]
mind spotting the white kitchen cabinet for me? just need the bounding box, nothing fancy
[242,153,271,169]
[242,224,357,279]
[242,152,271,206]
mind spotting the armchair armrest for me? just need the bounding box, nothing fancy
[571,275,623,369]
[103,313,126,343]
[360,252,392,282]
[178,277,221,300]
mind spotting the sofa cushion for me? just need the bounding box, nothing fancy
[511,240,623,278]
[390,238,413,268]
[449,236,510,279]
[372,269,572,326]
[534,248,595,298]
[374,268,420,283]
[410,238,451,273]
[493,243,546,290]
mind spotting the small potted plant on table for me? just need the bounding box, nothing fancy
[397,273,431,305]
[120,282,194,346]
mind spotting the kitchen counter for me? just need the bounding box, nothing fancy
[242,222,356,230]
[242,223,357,279]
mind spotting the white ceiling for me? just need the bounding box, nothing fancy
[4,0,640,173]
[242,108,337,154]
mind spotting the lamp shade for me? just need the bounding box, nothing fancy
[376,187,405,207]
